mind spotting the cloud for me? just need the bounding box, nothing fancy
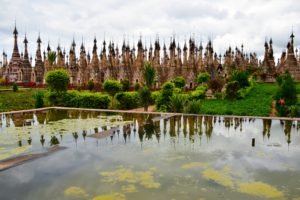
[0,0,299,62]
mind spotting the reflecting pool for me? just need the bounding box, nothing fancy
[0,109,300,200]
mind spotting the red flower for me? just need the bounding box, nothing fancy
[279,99,285,105]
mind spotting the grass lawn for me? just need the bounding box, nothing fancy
[0,89,45,112]
[200,83,278,116]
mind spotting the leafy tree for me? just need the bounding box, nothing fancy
[156,82,175,111]
[12,82,18,92]
[103,79,123,96]
[121,78,130,91]
[87,80,95,91]
[185,100,202,114]
[47,51,57,65]
[143,62,156,88]
[172,76,186,89]
[197,72,210,84]
[45,69,70,93]
[103,79,122,108]
[139,86,152,111]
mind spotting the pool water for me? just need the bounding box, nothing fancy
[0,109,300,200]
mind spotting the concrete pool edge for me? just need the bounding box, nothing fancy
[0,106,299,121]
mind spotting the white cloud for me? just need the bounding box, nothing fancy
[0,0,299,62]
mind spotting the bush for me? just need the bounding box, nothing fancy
[134,82,140,91]
[103,79,122,96]
[190,90,206,100]
[185,100,202,114]
[139,86,152,111]
[237,78,256,99]
[161,82,175,98]
[214,92,225,99]
[33,91,44,108]
[121,79,130,91]
[197,72,210,84]
[12,82,18,92]
[87,80,95,91]
[225,81,240,99]
[45,69,70,93]
[208,78,225,93]
[275,72,297,117]
[115,92,140,109]
[172,76,186,89]
[47,91,111,109]
[229,70,249,88]
[169,94,187,113]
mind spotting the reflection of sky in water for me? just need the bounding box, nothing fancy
[0,110,300,199]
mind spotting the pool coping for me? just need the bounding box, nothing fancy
[1,106,300,121]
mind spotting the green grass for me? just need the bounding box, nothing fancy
[200,83,278,116]
[0,89,45,112]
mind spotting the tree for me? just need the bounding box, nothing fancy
[103,79,123,108]
[47,51,57,65]
[172,76,186,89]
[45,69,70,93]
[121,78,130,91]
[139,86,151,112]
[197,72,210,84]
[103,79,123,96]
[229,70,250,88]
[143,62,156,88]
[208,77,225,93]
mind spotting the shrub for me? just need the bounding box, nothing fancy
[214,92,225,99]
[87,80,95,91]
[190,90,206,100]
[225,81,240,99]
[46,91,111,109]
[103,79,122,96]
[237,78,256,99]
[45,69,70,93]
[229,70,249,88]
[121,79,130,91]
[12,82,18,92]
[275,72,297,117]
[33,91,44,108]
[185,100,202,114]
[115,92,140,109]
[197,72,210,84]
[172,76,186,89]
[139,86,152,111]
[161,82,175,98]
[208,77,225,93]
[134,82,140,91]
[76,86,81,91]
[169,94,187,113]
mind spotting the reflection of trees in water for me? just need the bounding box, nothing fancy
[50,136,60,146]
[263,119,272,139]
[204,116,213,139]
[283,121,292,145]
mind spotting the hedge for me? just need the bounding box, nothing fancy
[115,91,140,109]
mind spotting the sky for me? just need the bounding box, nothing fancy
[0,0,300,63]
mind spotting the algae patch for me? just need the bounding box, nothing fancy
[92,193,126,200]
[121,184,137,193]
[237,182,284,198]
[100,167,161,189]
[64,186,89,199]
[202,168,234,188]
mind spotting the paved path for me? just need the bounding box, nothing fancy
[269,100,277,117]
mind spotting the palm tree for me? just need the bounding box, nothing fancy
[143,62,156,89]
[47,51,57,66]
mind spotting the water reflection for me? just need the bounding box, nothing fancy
[0,110,300,151]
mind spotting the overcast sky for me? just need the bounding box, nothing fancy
[0,0,300,62]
